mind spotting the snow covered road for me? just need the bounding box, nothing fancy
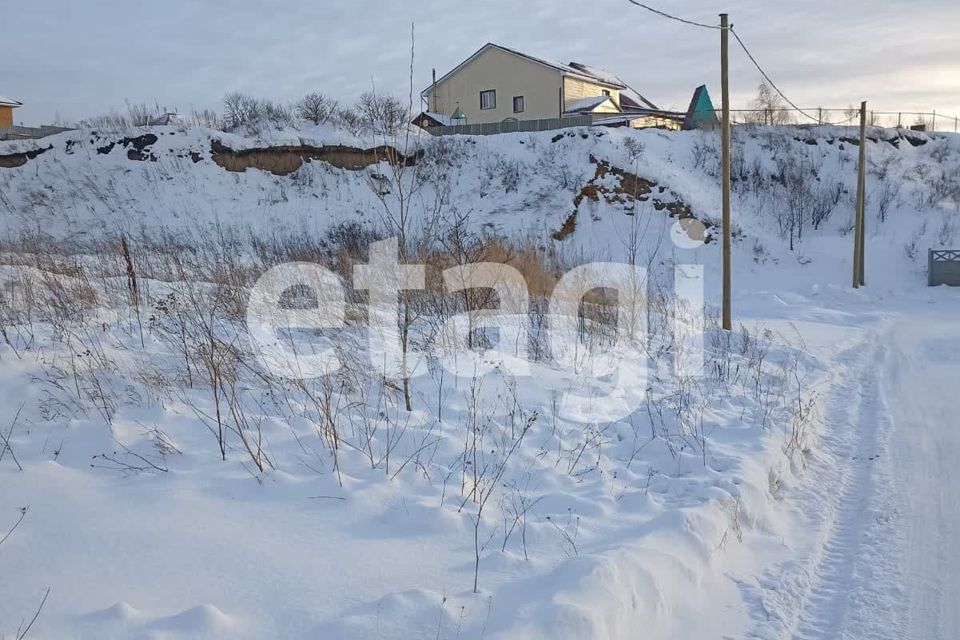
[743,298,960,640]
[885,316,960,640]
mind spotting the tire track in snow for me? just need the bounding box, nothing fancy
[789,336,886,640]
[741,329,894,640]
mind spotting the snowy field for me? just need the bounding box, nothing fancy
[0,122,958,639]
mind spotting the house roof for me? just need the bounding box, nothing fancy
[564,95,616,114]
[592,112,684,126]
[414,111,456,126]
[567,62,659,110]
[0,96,23,108]
[422,43,627,96]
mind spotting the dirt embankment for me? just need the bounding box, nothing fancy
[553,155,707,241]
[0,131,417,175]
[0,145,52,168]
[209,141,420,175]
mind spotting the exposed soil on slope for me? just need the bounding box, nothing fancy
[554,154,709,241]
[209,141,420,175]
[0,145,52,168]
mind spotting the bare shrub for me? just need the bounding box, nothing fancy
[80,110,130,131]
[622,136,645,164]
[875,181,901,223]
[296,92,336,125]
[263,101,296,130]
[356,91,408,137]
[691,135,719,176]
[222,92,264,132]
[774,156,842,249]
[191,108,222,130]
[334,106,365,136]
[126,101,164,127]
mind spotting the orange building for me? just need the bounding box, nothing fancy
[0,96,23,128]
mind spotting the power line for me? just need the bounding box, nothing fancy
[729,26,821,123]
[624,0,721,30]
[621,3,826,125]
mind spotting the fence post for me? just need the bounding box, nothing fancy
[897,112,902,128]
[929,250,934,287]
[818,107,822,125]
[932,109,936,131]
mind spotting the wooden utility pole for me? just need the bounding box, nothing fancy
[858,101,867,286]
[853,101,867,288]
[720,13,732,331]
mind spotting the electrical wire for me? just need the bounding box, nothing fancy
[621,1,867,126]
[624,0,721,30]
[729,26,821,123]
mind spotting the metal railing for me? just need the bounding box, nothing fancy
[424,106,960,137]
[714,108,960,133]
[426,115,594,137]
[929,250,960,287]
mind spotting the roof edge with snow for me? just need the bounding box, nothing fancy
[422,43,627,96]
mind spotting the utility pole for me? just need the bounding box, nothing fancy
[853,101,867,288]
[720,13,732,331]
[858,101,867,286]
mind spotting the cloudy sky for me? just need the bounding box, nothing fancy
[3,0,959,126]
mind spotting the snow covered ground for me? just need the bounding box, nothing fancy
[0,122,958,639]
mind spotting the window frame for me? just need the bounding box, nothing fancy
[512,95,525,113]
[480,89,497,110]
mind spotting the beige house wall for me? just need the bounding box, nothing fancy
[629,115,681,131]
[563,77,621,110]
[428,47,565,124]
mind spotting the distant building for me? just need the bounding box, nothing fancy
[0,95,74,141]
[682,85,720,130]
[421,43,674,128]
[0,95,23,128]
[149,112,185,126]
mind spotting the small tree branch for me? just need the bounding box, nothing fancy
[0,404,25,471]
[0,506,28,548]
[16,586,50,640]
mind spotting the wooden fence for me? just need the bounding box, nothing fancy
[929,250,960,286]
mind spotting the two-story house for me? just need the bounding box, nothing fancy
[420,43,668,127]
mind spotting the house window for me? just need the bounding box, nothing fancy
[602,89,611,97]
[513,96,525,113]
[480,90,497,110]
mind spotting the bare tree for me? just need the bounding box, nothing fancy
[356,91,408,137]
[749,82,793,125]
[775,157,841,249]
[222,92,263,131]
[363,23,444,411]
[296,92,336,125]
[334,106,365,135]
